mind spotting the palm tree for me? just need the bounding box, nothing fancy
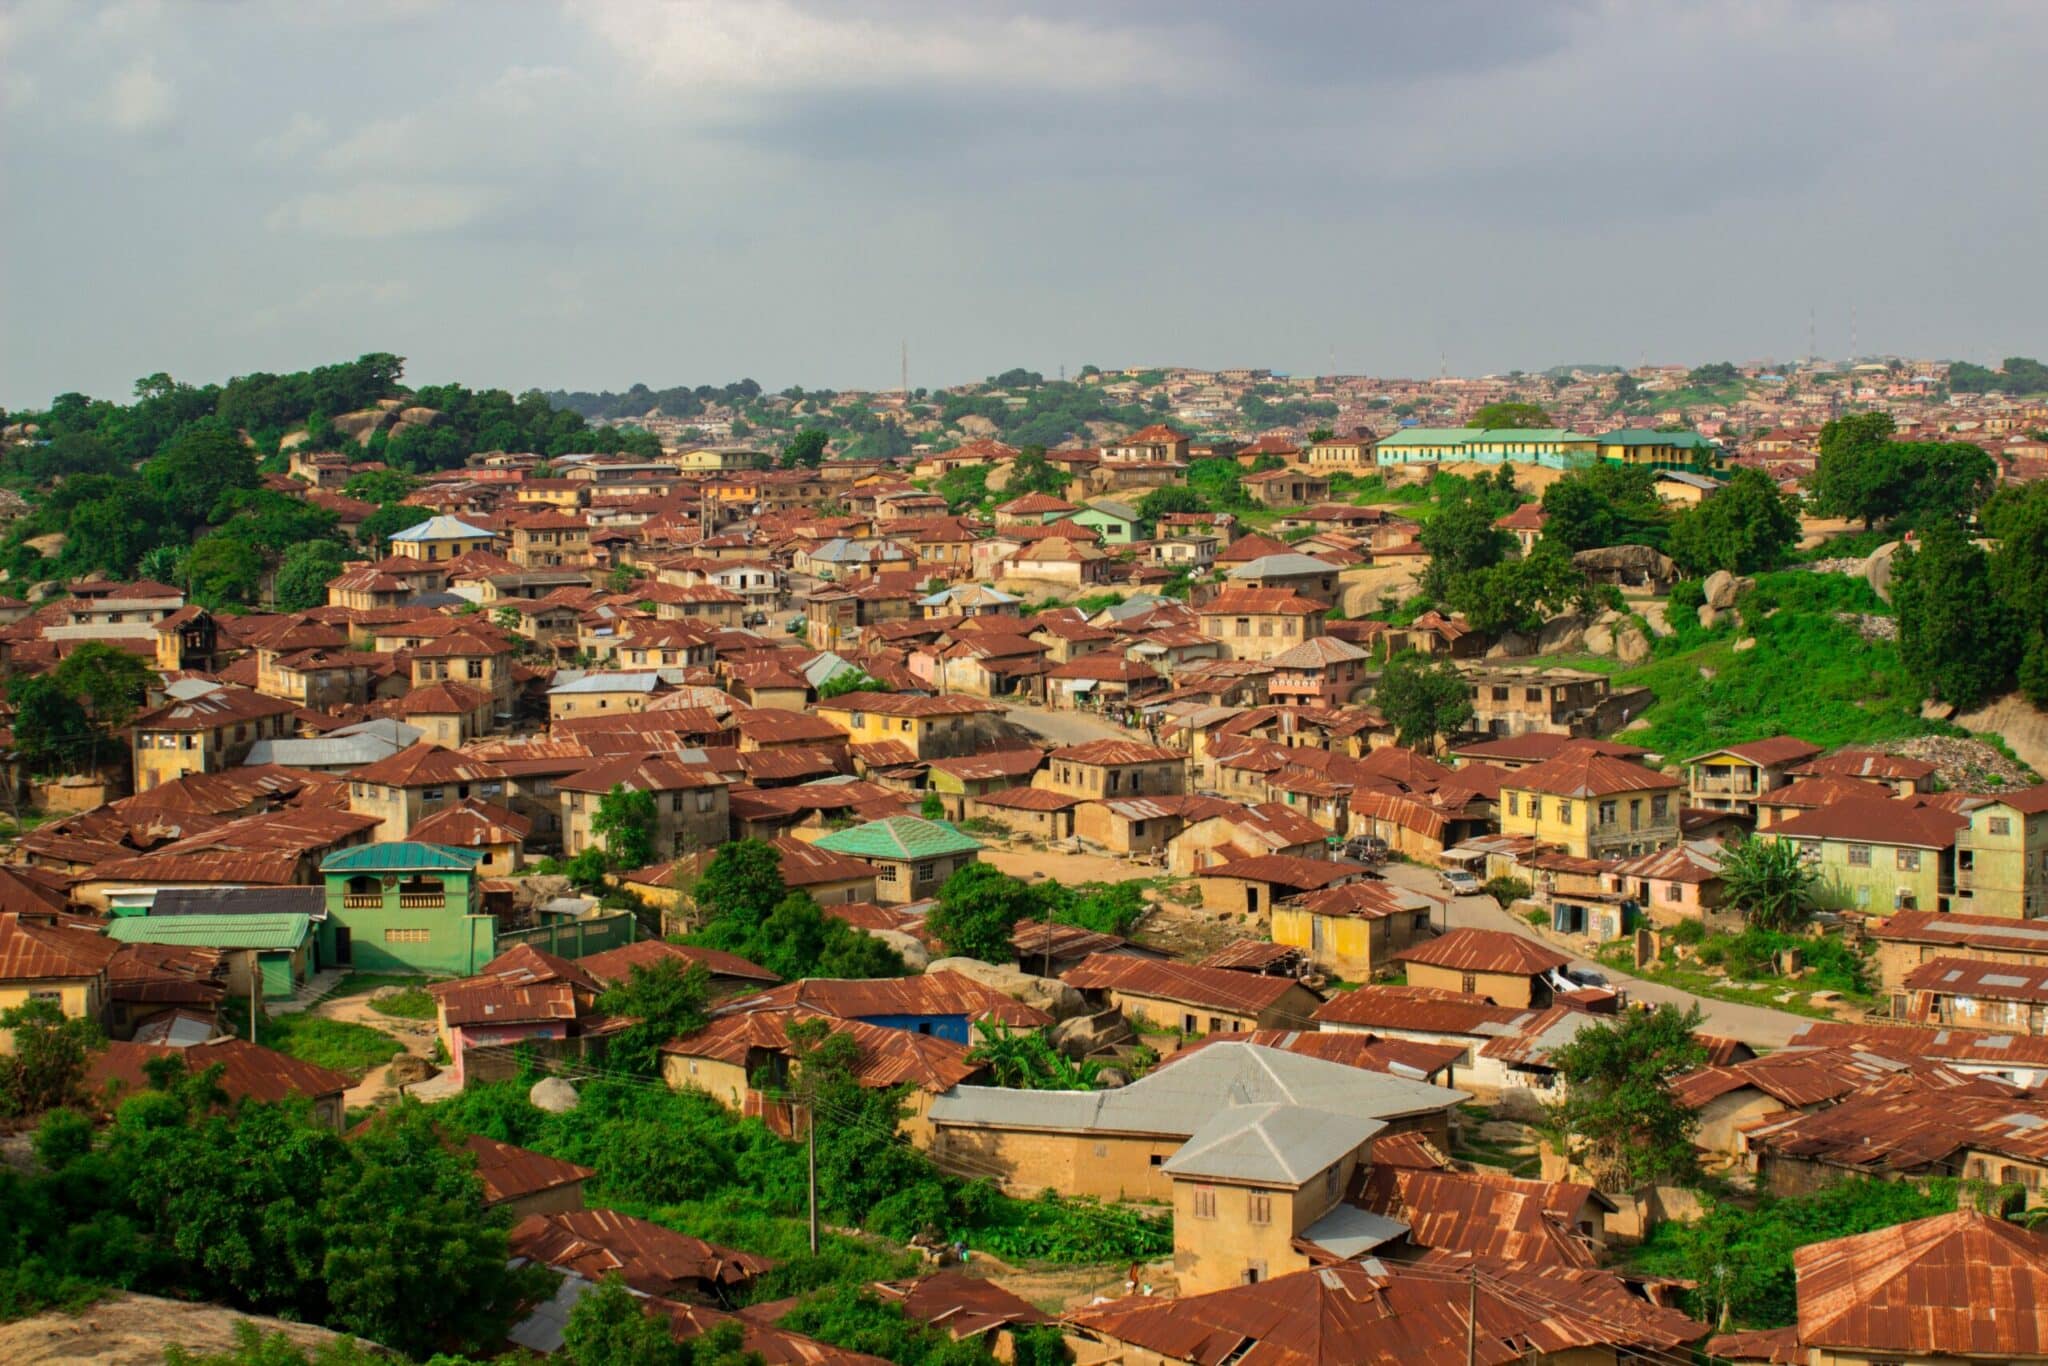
[1719,836,1821,932]
[968,1020,1103,1090]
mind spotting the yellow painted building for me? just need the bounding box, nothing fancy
[387,515,497,562]
[1270,885,1435,982]
[1953,787,2048,919]
[1498,750,1683,859]
[129,688,301,792]
[0,912,115,1051]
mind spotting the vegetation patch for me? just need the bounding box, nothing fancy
[227,1006,405,1080]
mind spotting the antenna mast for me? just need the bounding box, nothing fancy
[900,339,908,396]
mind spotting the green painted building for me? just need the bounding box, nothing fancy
[1374,427,1599,470]
[1070,499,1141,545]
[318,841,494,976]
[108,913,315,999]
[813,815,982,906]
[1594,428,1722,470]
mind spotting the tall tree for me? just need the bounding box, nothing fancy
[1418,485,1511,600]
[1446,537,1591,635]
[1666,467,1801,575]
[781,428,829,468]
[271,541,350,612]
[591,783,659,869]
[1372,653,1474,749]
[595,958,711,1077]
[1892,519,2018,709]
[1986,484,2048,705]
[1539,462,1668,552]
[1548,1002,1708,1189]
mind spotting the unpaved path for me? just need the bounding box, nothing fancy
[308,990,439,1113]
[1377,863,1810,1048]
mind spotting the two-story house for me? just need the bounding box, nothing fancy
[317,841,493,976]
[1685,736,1824,822]
[1498,749,1682,859]
[130,688,301,792]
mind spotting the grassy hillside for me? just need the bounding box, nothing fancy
[1611,571,1943,759]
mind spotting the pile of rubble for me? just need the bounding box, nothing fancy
[1882,735,2035,790]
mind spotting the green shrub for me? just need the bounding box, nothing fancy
[1667,919,1707,946]
[1524,908,1549,927]
[1484,876,1533,905]
[367,988,436,1020]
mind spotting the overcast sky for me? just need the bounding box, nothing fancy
[4,0,2045,408]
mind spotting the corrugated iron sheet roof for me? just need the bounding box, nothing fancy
[1063,953,1311,1014]
[1794,1210,2048,1358]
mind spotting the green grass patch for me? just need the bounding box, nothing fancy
[324,971,445,999]
[1611,570,1945,758]
[367,987,437,1020]
[228,1002,405,1079]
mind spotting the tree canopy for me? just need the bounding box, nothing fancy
[1471,401,1552,430]
[1666,467,1801,575]
[1373,652,1474,748]
[1893,519,2017,709]
[1548,1002,1708,1188]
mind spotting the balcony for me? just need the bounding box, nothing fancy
[341,894,382,909]
[1691,774,1759,797]
[398,894,448,910]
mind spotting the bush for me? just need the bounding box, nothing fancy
[1523,908,1549,927]
[1484,876,1532,905]
[1666,919,1707,946]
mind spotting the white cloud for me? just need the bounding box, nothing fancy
[265,182,494,238]
[255,112,331,161]
[105,56,173,131]
[573,0,1213,99]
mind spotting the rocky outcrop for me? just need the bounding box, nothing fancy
[927,956,1085,1017]
[1050,1008,1135,1058]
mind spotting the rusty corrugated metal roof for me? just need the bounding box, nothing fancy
[1794,1210,2048,1358]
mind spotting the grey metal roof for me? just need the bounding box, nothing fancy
[548,671,664,695]
[246,733,408,768]
[1097,593,1172,623]
[929,1041,1466,1138]
[1226,553,1342,579]
[390,515,492,541]
[1298,1203,1409,1258]
[331,718,426,745]
[1161,1102,1383,1184]
[164,677,226,701]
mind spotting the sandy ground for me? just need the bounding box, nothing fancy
[308,990,440,1113]
[0,1294,358,1365]
[1000,703,1135,749]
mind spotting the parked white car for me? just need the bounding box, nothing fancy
[1440,868,1481,896]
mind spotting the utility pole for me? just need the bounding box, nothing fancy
[805,1102,820,1254]
[1466,1263,1477,1366]
[246,950,260,1044]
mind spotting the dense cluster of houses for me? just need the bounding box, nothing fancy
[6,411,2048,1363]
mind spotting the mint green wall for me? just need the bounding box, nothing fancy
[318,868,494,976]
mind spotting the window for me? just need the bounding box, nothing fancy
[1491,686,1509,702]
[29,989,61,1005]
[1848,845,1872,867]
[1209,1017,1224,1034]
[1247,1192,1272,1225]
[422,787,444,801]
[1599,801,1617,826]
[1991,816,2014,836]
[696,791,716,813]
[1461,973,1477,994]
[1132,820,1146,836]
[384,928,431,944]
[1149,1153,1164,1167]
[916,862,935,881]
[1559,800,1574,822]
[1507,792,1519,816]
[1529,798,1544,821]
[1667,883,1686,902]
[1326,1166,1342,1198]
[1525,688,1542,703]
[1650,795,1669,821]
[1192,1186,1217,1219]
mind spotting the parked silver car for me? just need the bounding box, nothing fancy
[1440,868,1481,896]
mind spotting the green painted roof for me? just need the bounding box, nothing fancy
[320,841,483,874]
[1598,428,1718,449]
[108,913,313,950]
[1471,429,1595,443]
[1376,427,1482,447]
[813,816,983,861]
